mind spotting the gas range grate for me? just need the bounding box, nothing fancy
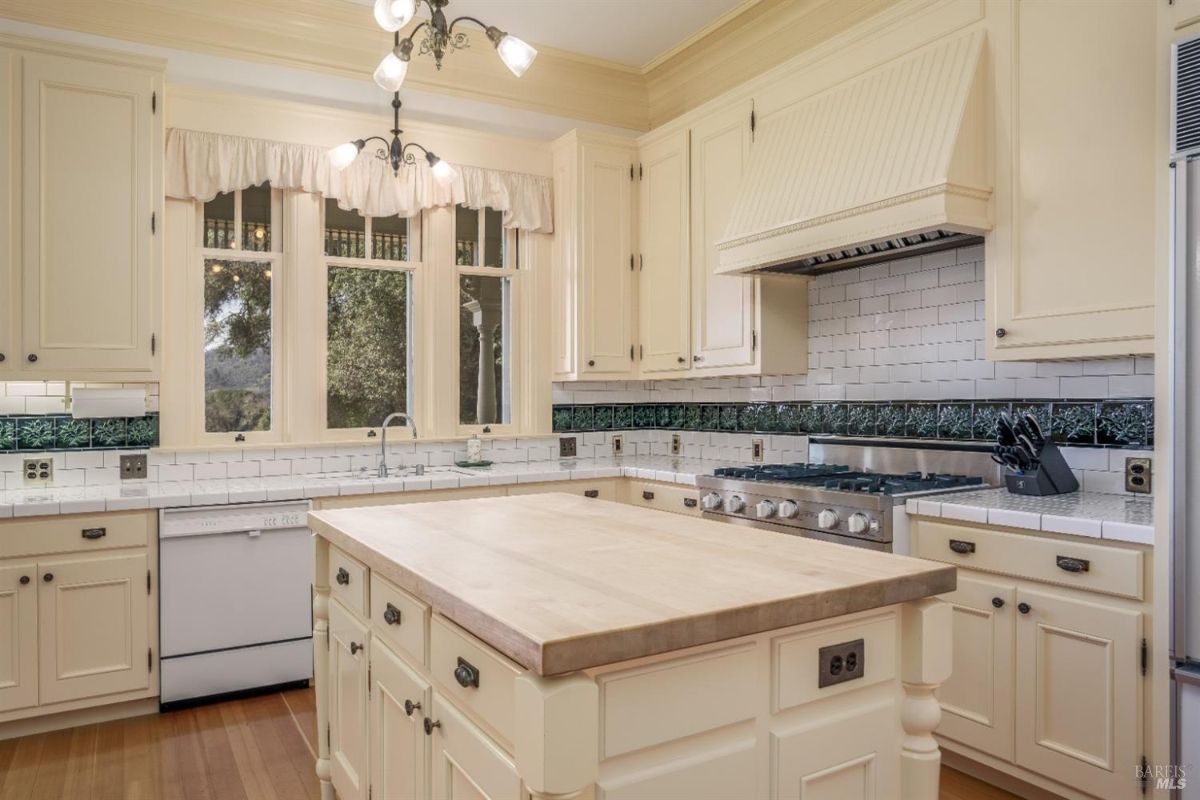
[821,472,984,495]
[713,463,853,481]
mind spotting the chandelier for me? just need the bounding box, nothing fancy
[328,92,456,182]
[371,0,538,92]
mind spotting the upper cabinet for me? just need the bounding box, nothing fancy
[551,131,637,380]
[986,0,1156,359]
[0,47,14,375]
[1,36,163,378]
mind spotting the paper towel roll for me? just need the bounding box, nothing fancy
[71,387,147,419]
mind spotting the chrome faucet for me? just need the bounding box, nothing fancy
[378,412,420,478]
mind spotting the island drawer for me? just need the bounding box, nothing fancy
[624,482,701,517]
[329,546,369,616]
[2,510,151,558]
[370,573,429,666]
[430,615,523,751]
[914,520,1143,600]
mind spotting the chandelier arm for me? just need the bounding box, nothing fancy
[447,15,491,35]
[400,141,431,159]
[361,135,391,148]
[401,20,429,49]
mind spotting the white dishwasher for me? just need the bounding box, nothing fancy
[159,501,313,707]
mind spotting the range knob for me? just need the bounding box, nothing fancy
[755,500,777,519]
[778,500,799,519]
[701,492,723,511]
[847,512,871,535]
[726,495,746,514]
[817,509,840,530]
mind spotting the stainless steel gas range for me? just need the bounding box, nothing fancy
[696,440,1001,552]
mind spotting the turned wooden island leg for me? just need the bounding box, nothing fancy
[514,672,599,800]
[900,598,952,800]
[313,537,334,800]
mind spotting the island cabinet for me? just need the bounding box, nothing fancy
[911,517,1151,800]
[0,34,163,379]
[0,511,158,733]
[310,494,960,800]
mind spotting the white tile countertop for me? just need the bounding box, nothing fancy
[905,488,1154,546]
[0,455,729,519]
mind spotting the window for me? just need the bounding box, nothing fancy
[199,184,281,439]
[323,199,416,432]
[455,205,516,427]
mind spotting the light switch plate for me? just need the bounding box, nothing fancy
[611,434,624,456]
[23,457,52,486]
[1125,457,1151,494]
[558,437,577,459]
[752,438,764,462]
[120,454,148,480]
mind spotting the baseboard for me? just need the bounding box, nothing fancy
[942,745,1074,800]
[0,698,159,741]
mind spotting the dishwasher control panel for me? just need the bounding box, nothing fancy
[160,501,311,538]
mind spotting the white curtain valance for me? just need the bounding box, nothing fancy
[165,128,553,233]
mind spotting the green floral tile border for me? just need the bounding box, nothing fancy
[0,414,159,452]
[551,400,1153,449]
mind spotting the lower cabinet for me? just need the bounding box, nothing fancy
[935,566,1144,799]
[330,597,370,800]
[773,700,899,800]
[370,638,431,800]
[429,693,525,800]
[0,561,38,712]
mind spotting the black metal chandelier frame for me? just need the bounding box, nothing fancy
[400,0,512,71]
[346,91,441,175]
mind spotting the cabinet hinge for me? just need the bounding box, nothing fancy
[1140,755,1149,794]
[630,165,634,180]
[629,254,634,271]
[368,664,372,690]
[639,254,644,271]
[152,91,157,114]
[629,345,634,361]
[1141,638,1147,675]
[639,344,643,360]
[750,109,756,138]
[151,212,156,234]
[150,334,156,356]
[752,329,758,351]
[146,569,151,595]
[148,647,152,672]
[327,724,331,749]
[639,163,643,179]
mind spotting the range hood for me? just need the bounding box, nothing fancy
[717,29,991,277]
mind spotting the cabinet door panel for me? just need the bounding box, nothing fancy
[638,130,690,374]
[0,48,14,373]
[935,573,1016,760]
[0,561,38,713]
[430,694,524,800]
[1015,587,1141,799]
[989,0,1154,356]
[771,700,899,800]
[21,51,158,372]
[371,639,430,800]
[580,143,635,375]
[330,598,370,800]
[38,552,149,704]
[691,100,756,370]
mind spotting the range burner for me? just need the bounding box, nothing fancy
[713,463,852,481]
[822,472,984,496]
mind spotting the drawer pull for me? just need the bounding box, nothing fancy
[335,567,350,585]
[948,539,976,555]
[583,489,599,498]
[1056,555,1090,573]
[81,527,107,540]
[1018,602,1031,615]
[683,497,698,508]
[454,656,480,689]
[991,597,1005,609]
[350,641,363,655]
[642,490,655,501]
[424,717,441,736]
[19,575,30,585]
[403,699,421,717]
[383,603,402,626]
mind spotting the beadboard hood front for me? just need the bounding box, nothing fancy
[716,28,992,277]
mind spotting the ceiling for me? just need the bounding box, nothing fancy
[348,0,751,67]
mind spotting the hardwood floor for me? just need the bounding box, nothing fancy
[0,687,1020,800]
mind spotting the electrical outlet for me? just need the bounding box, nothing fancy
[120,454,148,480]
[670,433,681,456]
[818,638,865,689]
[611,434,624,456]
[1125,457,1151,494]
[752,438,764,462]
[23,457,52,486]
[558,437,577,459]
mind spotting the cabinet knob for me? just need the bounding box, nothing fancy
[19,575,29,585]
[587,359,595,367]
[26,353,37,363]
[43,572,54,583]
[677,356,685,363]
[991,597,1005,608]
[693,355,703,362]
[335,567,350,585]
[1017,602,1031,615]
[995,328,1007,339]
[383,603,401,626]
[0,353,5,362]
[423,717,441,736]
[454,657,480,688]
[349,641,362,655]
[403,699,421,717]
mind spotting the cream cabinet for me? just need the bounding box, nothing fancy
[429,693,526,800]
[0,35,163,379]
[370,638,430,800]
[551,130,638,379]
[636,128,691,375]
[986,0,1156,359]
[0,511,158,729]
[330,597,370,800]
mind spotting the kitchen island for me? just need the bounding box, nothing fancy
[308,493,957,800]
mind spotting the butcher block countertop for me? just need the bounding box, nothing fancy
[308,493,956,676]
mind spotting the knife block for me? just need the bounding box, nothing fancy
[1004,441,1080,496]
